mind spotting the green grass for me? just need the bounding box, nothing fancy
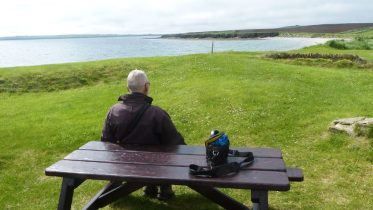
[339,27,373,38]
[0,50,372,209]
[280,28,373,39]
[326,38,373,50]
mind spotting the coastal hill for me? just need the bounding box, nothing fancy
[235,23,373,33]
[161,23,373,38]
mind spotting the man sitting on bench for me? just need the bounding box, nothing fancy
[101,69,185,200]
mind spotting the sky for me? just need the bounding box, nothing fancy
[0,0,372,37]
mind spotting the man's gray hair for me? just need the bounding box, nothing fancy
[127,69,149,93]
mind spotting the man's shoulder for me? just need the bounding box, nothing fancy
[149,105,166,112]
[149,105,170,117]
[109,102,125,110]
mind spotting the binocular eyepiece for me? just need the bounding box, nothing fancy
[210,129,220,137]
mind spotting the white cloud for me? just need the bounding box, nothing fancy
[0,0,372,36]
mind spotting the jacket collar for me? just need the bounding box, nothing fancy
[118,92,153,105]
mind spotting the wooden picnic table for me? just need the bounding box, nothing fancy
[45,141,303,210]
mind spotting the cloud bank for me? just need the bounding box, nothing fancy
[0,0,372,36]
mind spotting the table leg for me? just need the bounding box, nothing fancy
[83,182,144,210]
[82,181,122,210]
[251,190,268,210]
[57,177,85,210]
[188,185,250,210]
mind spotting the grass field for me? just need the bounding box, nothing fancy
[0,44,372,209]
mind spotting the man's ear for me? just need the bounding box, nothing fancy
[144,83,149,95]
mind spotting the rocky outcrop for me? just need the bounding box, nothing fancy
[329,117,373,137]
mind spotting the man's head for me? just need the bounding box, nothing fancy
[127,69,150,95]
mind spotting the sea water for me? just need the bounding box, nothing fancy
[0,36,330,67]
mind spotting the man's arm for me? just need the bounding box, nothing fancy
[101,110,115,142]
[159,111,186,145]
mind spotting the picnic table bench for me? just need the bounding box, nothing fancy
[45,141,303,210]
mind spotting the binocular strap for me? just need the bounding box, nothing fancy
[189,151,254,178]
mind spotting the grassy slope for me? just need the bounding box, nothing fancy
[340,27,373,37]
[279,27,373,38]
[0,50,372,209]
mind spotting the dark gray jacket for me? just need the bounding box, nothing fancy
[101,93,185,145]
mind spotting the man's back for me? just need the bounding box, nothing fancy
[101,92,184,145]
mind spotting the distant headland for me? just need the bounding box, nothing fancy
[161,23,373,39]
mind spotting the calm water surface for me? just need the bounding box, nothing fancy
[0,36,329,67]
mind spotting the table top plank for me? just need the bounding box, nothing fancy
[80,141,282,158]
[65,149,286,171]
[45,160,290,191]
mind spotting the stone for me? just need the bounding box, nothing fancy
[329,117,373,137]
[329,123,355,135]
[332,117,365,125]
[355,118,373,137]
[356,118,373,126]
